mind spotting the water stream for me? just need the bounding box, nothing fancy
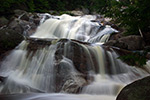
[0,14,150,100]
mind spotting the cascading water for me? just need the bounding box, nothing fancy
[31,14,116,43]
[0,14,150,100]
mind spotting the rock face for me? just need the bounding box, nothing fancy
[116,76,150,100]
[105,35,145,50]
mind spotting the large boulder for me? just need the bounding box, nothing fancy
[116,76,150,100]
[8,18,24,34]
[0,29,24,60]
[118,35,145,50]
[105,35,145,50]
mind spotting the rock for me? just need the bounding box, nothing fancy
[20,13,30,21]
[0,29,24,57]
[0,17,9,27]
[19,20,37,36]
[70,10,84,16]
[14,9,27,17]
[61,76,86,93]
[7,16,38,36]
[118,35,145,50]
[109,32,124,41]
[0,76,6,83]
[116,76,150,100]
[33,18,40,25]
[82,8,90,14]
[54,56,87,93]
[55,39,97,74]
[8,18,24,34]
[104,40,128,49]
[105,35,145,50]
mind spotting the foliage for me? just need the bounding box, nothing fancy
[104,0,150,35]
[118,52,147,67]
[0,0,149,37]
[0,0,108,15]
[0,0,49,15]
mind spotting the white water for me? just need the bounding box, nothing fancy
[31,14,117,43]
[0,14,150,100]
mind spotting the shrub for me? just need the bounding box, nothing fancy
[104,0,150,36]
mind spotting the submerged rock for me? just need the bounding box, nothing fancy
[117,76,150,100]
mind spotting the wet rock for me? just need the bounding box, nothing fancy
[0,76,6,83]
[61,76,86,93]
[20,20,37,36]
[54,56,87,93]
[116,76,150,100]
[33,18,40,25]
[0,17,9,27]
[55,40,97,74]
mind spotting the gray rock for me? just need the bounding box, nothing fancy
[70,10,84,16]
[116,76,150,100]
[118,35,145,50]
[104,40,128,49]
[0,17,9,27]
[20,13,30,21]
[61,76,86,93]
[8,18,24,34]
[82,8,90,14]
[14,9,27,17]
[0,29,24,54]
[105,35,145,50]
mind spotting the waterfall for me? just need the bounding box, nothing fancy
[31,14,116,44]
[0,14,150,100]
